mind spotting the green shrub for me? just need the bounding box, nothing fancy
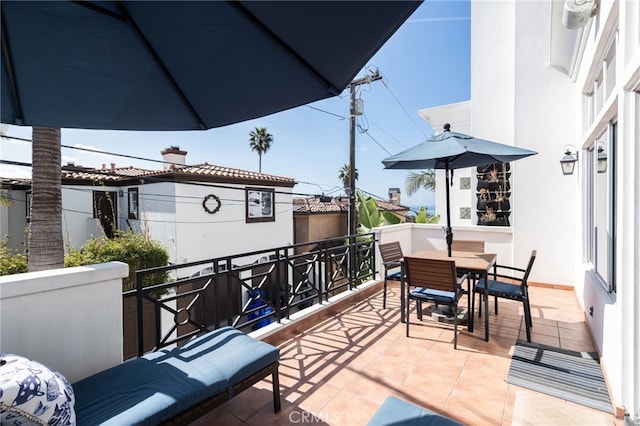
[65,231,170,292]
[0,240,28,275]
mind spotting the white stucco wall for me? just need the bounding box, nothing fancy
[0,262,128,382]
[3,179,295,279]
[0,189,28,252]
[467,0,640,420]
[569,0,640,420]
[373,223,514,282]
[133,181,294,277]
[1,185,118,253]
[133,181,178,263]
[62,186,107,250]
[418,101,474,228]
[471,1,577,286]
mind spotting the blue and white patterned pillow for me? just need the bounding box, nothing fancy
[0,353,75,426]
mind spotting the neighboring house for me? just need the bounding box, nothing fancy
[424,1,639,421]
[292,190,410,252]
[0,177,30,252]
[1,147,296,275]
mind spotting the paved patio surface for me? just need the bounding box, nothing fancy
[192,283,623,425]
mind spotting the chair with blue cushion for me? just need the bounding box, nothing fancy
[404,257,467,349]
[378,241,405,309]
[473,250,536,342]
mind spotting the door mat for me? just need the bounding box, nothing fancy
[512,390,614,426]
[506,340,613,414]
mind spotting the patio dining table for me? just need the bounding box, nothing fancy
[402,249,497,342]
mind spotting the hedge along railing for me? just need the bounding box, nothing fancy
[124,233,377,358]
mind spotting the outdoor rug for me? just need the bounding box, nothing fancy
[512,390,614,426]
[506,340,613,414]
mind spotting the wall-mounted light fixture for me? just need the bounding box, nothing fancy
[597,142,607,173]
[560,145,578,175]
[118,189,124,197]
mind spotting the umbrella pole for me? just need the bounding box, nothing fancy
[445,166,453,256]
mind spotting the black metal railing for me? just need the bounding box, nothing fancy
[123,233,376,358]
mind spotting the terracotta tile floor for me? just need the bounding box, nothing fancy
[193,283,623,425]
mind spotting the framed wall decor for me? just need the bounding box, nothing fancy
[245,188,275,223]
[202,193,221,214]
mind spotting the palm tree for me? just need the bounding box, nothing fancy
[249,127,273,173]
[405,170,436,195]
[28,127,64,271]
[338,164,358,192]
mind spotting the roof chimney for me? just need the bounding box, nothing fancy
[388,187,401,205]
[161,146,187,170]
[110,163,116,173]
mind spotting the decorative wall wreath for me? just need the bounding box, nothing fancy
[202,194,221,214]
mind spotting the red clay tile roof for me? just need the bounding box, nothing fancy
[293,197,409,214]
[6,162,295,188]
[53,163,295,186]
[375,200,410,212]
[170,163,294,185]
[0,177,31,188]
[293,197,348,213]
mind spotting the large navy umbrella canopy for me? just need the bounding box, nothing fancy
[1,1,421,131]
[382,128,538,170]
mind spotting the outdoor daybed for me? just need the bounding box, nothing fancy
[72,326,281,425]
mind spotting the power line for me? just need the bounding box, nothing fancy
[361,130,392,156]
[365,117,409,150]
[1,138,343,199]
[304,105,346,120]
[295,180,342,195]
[1,158,353,202]
[1,134,180,168]
[380,78,429,138]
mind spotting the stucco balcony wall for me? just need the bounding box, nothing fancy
[373,223,517,280]
[0,262,128,382]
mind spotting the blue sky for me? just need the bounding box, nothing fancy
[0,1,470,209]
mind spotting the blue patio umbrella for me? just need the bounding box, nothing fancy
[382,124,537,256]
[1,1,421,131]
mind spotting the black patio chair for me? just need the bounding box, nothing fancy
[474,250,537,342]
[404,257,467,349]
[378,241,404,309]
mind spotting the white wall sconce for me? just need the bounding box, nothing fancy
[560,145,578,175]
[597,143,607,173]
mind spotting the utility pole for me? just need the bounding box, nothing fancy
[348,69,382,237]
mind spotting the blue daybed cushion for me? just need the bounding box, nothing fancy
[73,326,278,425]
[173,326,280,395]
[72,349,227,426]
[368,396,463,426]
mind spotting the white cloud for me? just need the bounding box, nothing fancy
[0,164,31,179]
[1,136,30,146]
[73,144,112,158]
